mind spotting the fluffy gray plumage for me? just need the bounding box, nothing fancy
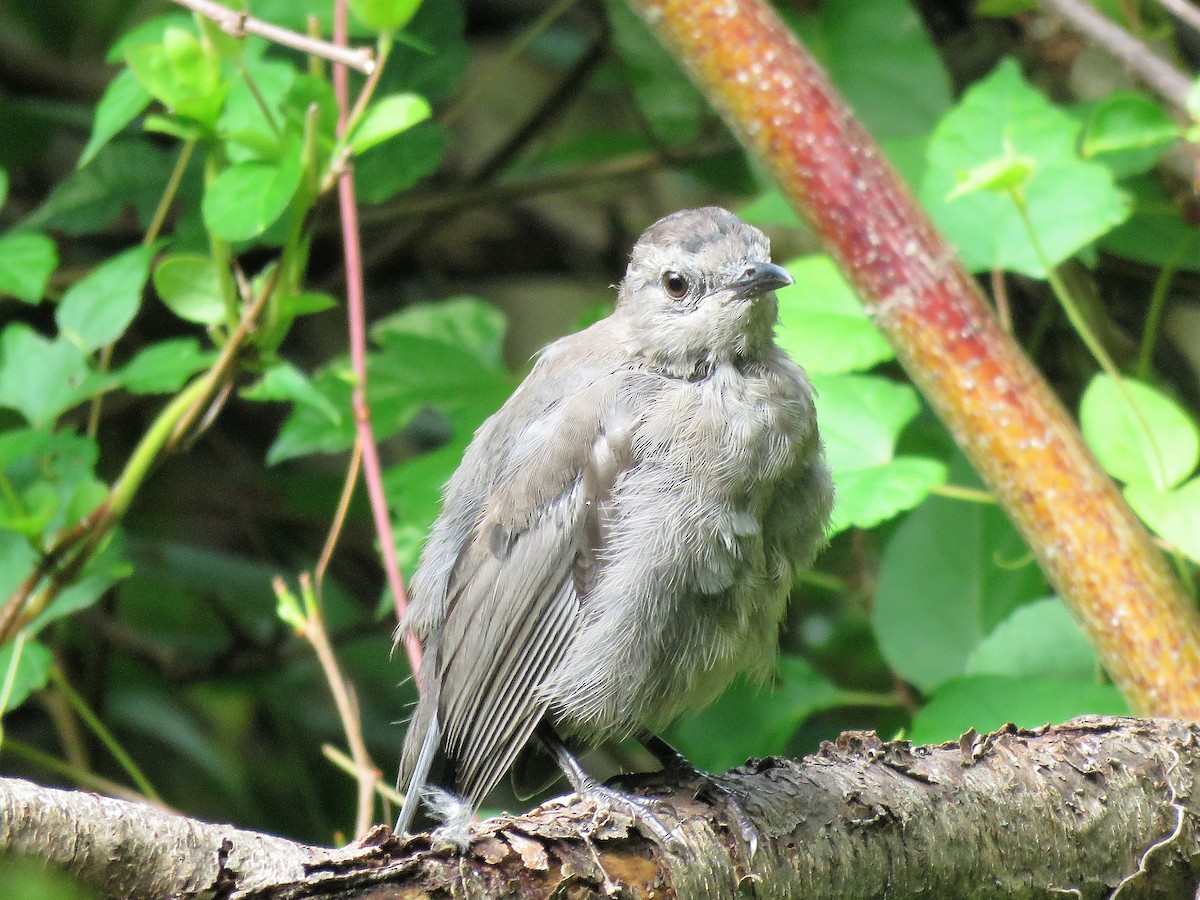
[396,207,833,833]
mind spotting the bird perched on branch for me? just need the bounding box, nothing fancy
[395,206,833,846]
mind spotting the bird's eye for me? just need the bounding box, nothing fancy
[662,271,689,299]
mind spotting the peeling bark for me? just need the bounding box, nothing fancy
[3,717,1200,898]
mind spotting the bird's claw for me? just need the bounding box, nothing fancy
[687,771,760,859]
[584,783,686,854]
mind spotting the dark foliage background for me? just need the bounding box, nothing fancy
[2,0,1199,892]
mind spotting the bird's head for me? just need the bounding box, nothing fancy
[616,207,793,377]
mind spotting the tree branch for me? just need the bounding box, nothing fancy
[1154,0,1200,40]
[3,718,1200,897]
[170,0,376,74]
[1041,0,1193,114]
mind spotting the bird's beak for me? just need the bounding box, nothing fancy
[731,261,794,297]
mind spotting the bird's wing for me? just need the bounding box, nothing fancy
[429,357,635,809]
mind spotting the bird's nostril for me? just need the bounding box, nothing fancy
[743,265,758,279]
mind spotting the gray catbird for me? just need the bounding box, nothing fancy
[395,206,833,842]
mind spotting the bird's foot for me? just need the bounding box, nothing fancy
[538,723,686,853]
[687,770,760,858]
[581,782,685,854]
[638,732,760,858]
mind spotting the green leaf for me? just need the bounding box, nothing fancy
[349,0,423,33]
[267,367,352,463]
[219,58,296,162]
[0,531,38,616]
[372,296,506,371]
[272,299,512,463]
[830,458,948,534]
[1125,478,1200,562]
[109,687,244,798]
[811,374,947,533]
[118,338,215,394]
[945,153,1038,200]
[202,141,303,241]
[668,655,845,771]
[349,93,431,155]
[107,11,193,62]
[378,0,467,101]
[813,375,918,471]
[775,255,893,375]
[144,113,205,143]
[907,675,1128,745]
[242,362,342,423]
[798,0,952,140]
[355,120,448,204]
[1098,175,1200,271]
[873,471,1047,692]
[125,26,227,127]
[281,74,339,149]
[976,0,1036,13]
[0,430,104,539]
[29,534,130,633]
[57,244,156,351]
[0,324,110,427]
[738,191,803,229]
[152,253,225,324]
[79,67,152,168]
[965,597,1099,680]
[0,638,53,713]
[384,436,468,536]
[1079,374,1198,491]
[282,292,337,317]
[1081,92,1177,177]
[920,59,1130,277]
[0,231,57,304]
[0,480,54,537]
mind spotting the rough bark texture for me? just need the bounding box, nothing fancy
[4,717,1200,898]
[622,0,1200,719]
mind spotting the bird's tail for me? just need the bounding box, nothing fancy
[396,712,441,834]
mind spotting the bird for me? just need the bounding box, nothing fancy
[394,206,833,845]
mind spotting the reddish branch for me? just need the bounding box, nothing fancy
[626,0,1200,717]
[331,2,421,676]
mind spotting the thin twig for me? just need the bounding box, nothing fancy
[86,138,196,440]
[1136,232,1194,379]
[991,267,1012,334]
[359,140,731,227]
[171,0,375,74]
[289,574,377,838]
[928,483,998,504]
[50,669,160,803]
[440,0,581,127]
[1,738,159,805]
[315,439,363,592]
[466,26,609,188]
[322,743,404,806]
[341,139,732,282]
[1040,0,1193,113]
[1152,0,1200,39]
[0,260,276,642]
[332,0,420,677]
[37,684,90,772]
